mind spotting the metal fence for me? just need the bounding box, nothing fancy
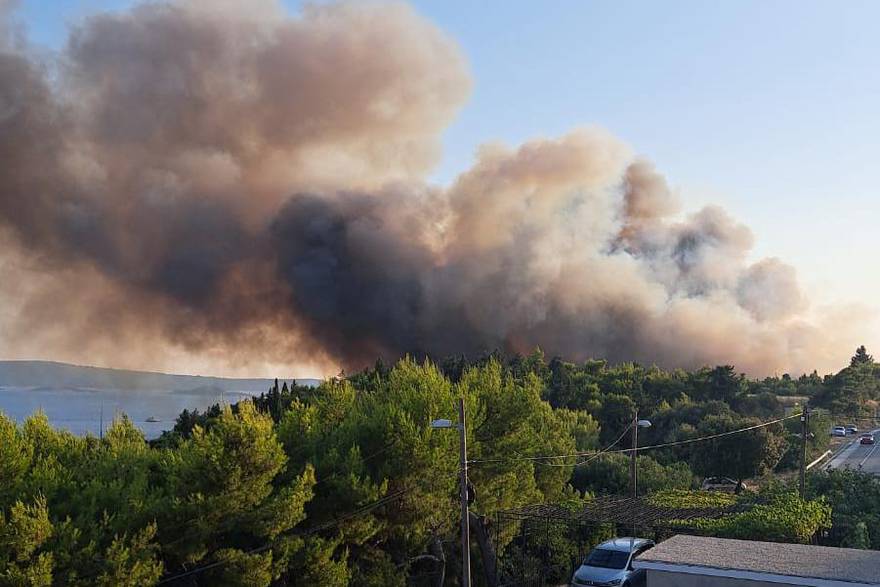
[491,495,749,586]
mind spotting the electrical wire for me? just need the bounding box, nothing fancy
[619,412,800,454]
[65,407,801,587]
[466,419,634,467]
[155,488,409,585]
[467,412,801,467]
[531,419,637,468]
[26,407,804,584]
[157,438,399,552]
[64,437,402,584]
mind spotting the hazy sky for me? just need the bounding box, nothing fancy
[10,0,880,372]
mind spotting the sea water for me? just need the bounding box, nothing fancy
[0,386,259,440]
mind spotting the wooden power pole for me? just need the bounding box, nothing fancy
[631,410,639,499]
[800,407,811,498]
[458,398,471,587]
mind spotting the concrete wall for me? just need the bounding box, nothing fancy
[648,570,792,587]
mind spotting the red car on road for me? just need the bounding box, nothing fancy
[860,433,875,445]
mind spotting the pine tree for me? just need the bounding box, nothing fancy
[851,345,873,367]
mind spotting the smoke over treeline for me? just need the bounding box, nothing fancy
[0,0,863,376]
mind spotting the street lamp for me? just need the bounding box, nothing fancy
[630,413,652,537]
[430,419,454,429]
[431,399,471,587]
[631,414,652,499]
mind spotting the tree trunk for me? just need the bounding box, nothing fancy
[407,535,445,587]
[470,512,498,587]
[428,534,445,587]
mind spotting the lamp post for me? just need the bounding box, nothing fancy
[431,398,470,587]
[630,412,652,537]
[630,413,652,499]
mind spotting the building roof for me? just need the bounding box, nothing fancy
[633,534,880,586]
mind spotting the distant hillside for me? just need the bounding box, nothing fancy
[0,361,320,392]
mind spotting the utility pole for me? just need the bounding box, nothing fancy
[458,398,471,587]
[630,410,639,499]
[630,410,640,538]
[799,407,811,498]
[431,402,472,586]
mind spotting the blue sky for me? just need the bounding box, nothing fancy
[16,0,880,318]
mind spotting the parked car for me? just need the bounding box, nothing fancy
[860,433,875,445]
[701,477,751,493]
[570,538,654,587]
[832,426,847,437]
[846,425,859,435]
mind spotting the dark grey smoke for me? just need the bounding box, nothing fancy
[0,0,860,376]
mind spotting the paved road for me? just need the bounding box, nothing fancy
[825,430,880,474]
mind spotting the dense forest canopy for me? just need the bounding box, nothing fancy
[1,347,879,585]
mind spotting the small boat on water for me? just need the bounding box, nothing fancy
[145,416,160,423]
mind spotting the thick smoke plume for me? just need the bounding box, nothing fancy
[0,0,863,376]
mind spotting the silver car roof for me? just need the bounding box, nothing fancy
[596,537,653,552]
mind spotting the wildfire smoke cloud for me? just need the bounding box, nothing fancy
[0,0,862,376]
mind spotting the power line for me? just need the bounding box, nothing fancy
[157,439,399,552]
[618,413,799,454]
[37,389,403,585]
[467,413,800,467]
[532,419,636,469]
[467,421,633,466]
[61,412,806,584]
[156,488,409,585]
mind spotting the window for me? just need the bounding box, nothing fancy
[585,549,630,570]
